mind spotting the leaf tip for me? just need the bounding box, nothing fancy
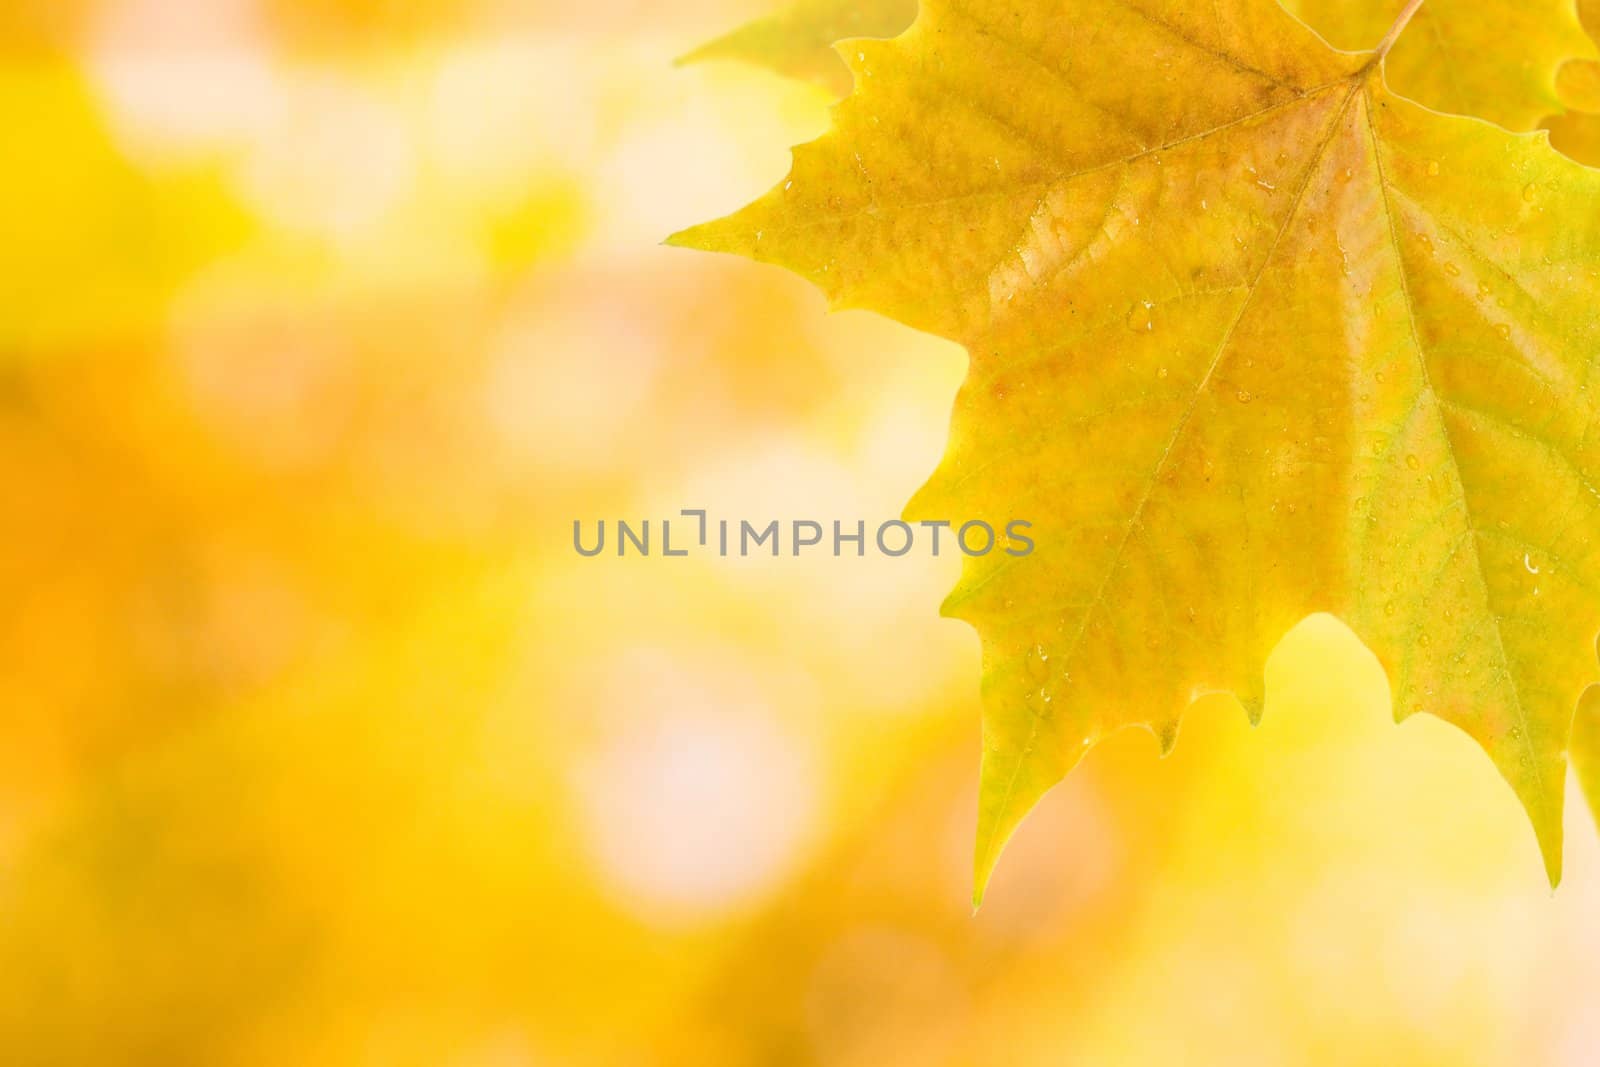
[970,733,1091,911]
[662,225,699,250]
[1531,786,1565,890]
[1541,838,1563,890]
[971,774,1022,912]
[664,220,724,253]
[672,23,741,74]
[666,206,772,258]
[971,830,1003,912]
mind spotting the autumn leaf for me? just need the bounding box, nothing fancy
[673,0,1600,902]
[678,0,918,96]
[1282,0,1596,131]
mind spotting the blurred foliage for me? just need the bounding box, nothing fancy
[1545,0,1600,165]
[264,0,478,50]
[0,63,252,354]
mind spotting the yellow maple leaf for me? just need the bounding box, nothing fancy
[673,0,1600,901]
[1283,0,1596,131]
[678,0,919,96]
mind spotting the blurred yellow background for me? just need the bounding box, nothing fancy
[2,1,1598,1064]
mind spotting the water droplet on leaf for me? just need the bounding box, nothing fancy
[1025,643,1051,680]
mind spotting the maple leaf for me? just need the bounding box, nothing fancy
[672,0,1600,901]
[1282,0,1597,131]
[677,0,918,96]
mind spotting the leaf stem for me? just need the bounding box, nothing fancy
[1373,0,1426,60]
